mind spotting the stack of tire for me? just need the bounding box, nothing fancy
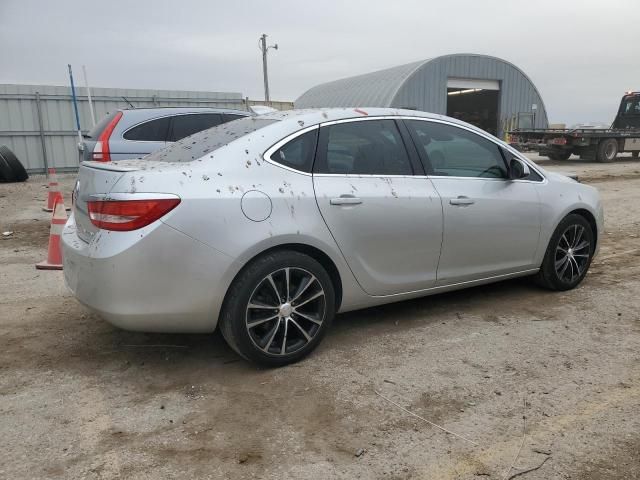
[0,145,29,182]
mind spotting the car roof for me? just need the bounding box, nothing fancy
[258,107,492,137]
[117,106,251,116]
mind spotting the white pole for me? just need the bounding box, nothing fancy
[82,65,96,127]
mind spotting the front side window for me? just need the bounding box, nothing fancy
[407,120,507,179]
[315,119,413,175]
[169,114,224,141]
[123,117,170,141]
[269,129,318,173]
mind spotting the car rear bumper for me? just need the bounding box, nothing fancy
[61,214,235,333]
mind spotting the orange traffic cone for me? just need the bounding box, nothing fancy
[36,196,68,270]
[43,168,62,212]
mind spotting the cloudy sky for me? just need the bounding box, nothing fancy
[1,0,637,124]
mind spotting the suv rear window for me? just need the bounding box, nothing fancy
[123,117,171,141]
[168,114,224,141]
[145,117,278,163]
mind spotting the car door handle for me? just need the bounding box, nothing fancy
[330,195,363,206]
[449,196,475,206]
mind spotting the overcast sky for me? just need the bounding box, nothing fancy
[1,0,638,125]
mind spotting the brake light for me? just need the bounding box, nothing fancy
[92,111,123,162]
[87,198,180,231]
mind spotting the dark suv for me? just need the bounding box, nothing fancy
[80,107,251,162]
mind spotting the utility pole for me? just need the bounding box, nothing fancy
[67,64,83,146]
[259,33,278,103]
[82,65,96,127]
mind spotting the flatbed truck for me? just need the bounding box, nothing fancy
[509,91,640,162]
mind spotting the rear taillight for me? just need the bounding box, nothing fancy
[87,198,180,231]
[92,111,123,162]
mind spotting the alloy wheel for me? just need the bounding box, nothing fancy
[554,224,591,283]
[245,267,326,356]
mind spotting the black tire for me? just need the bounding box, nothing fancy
[632,151,639,159]
[596,138,618,163]
[534,214,595,291]
[219,250,336,367]
[0,154,15,182]
[0,146,28,182]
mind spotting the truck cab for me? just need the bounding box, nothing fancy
[612,92,640,129]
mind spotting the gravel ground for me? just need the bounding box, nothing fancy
[1,156,639,479]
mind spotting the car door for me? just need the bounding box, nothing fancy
[405,118,541,285]
[168,113,224,142]
[313,118,444,296]
[113,116,171,160]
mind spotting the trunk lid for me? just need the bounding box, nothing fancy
[74,161,140,242]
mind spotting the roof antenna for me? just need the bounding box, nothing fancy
[122,96,135,109]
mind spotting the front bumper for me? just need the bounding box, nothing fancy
[62,214,235,333]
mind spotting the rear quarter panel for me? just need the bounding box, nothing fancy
[108,125,368,318]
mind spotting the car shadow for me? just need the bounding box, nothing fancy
[330,276,538,334]
[55,276,543,377]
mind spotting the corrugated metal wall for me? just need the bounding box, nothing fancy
[392,55,548,137]
[293,61,423,108]
[295,54,548,138]
[0,84,293,173]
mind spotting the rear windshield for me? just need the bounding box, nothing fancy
[145,117,278,163]
[86,111,118,139]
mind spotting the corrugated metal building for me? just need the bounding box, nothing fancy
[295,54,548,138]
[0,84,293,173]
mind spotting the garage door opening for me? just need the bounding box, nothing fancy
[446,78,500,136]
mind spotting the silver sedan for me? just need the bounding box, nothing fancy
[62,108,603,366]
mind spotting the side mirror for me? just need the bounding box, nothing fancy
[509,158,530,180]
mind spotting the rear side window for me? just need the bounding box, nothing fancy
[169,114,224,141]
[315,120,413,175]
[145,117,278,163]
[269,130,318,173]
[123,117,171,141]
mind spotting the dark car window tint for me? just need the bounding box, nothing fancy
[622,97,640,115]
[270,130,318,173]
[527,169,543,181]
[169,114,224,141]
[316,120,412,175]
[224,114,247,122]
[407,120,507,178]
[145,117,278,163]
[123,117,171,141]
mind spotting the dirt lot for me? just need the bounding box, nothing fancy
[1,157,639,479]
